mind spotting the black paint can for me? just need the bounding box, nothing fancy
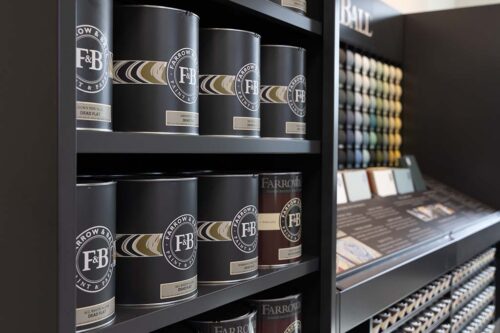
[189,305,257,333]
[198,174,259,284]
[200,29,260,137]
[116,177,198,306]
[270,0,307,15]
[113,5,199,134]
[258,173,302,268]
[76,181,116,332]
[260,45,306,139]
[76,0,113,131]
[249,294,302,333]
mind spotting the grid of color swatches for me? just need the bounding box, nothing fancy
[339,46,403,169]
[369,248,496,333]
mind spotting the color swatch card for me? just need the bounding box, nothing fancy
[400,155,427,192]
[367,168,397,197]
[337,172,348,204]
[342,170,371,202]
[393,168,415,194]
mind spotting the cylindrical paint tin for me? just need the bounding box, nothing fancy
[76,181,116,332]
[116,177,198,306]
[189,306,257,333]
[198,174,259,283]
[200,29,260,137]
[270,0,307,15]
[260,45,306,139]
[258,173,302,268]
[113,5,199,134]
[76,0,113,131]
[249,294,302,333]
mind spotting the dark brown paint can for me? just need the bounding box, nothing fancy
[258,173,302,268]
[249,294,302,333]
[76,181,116,332]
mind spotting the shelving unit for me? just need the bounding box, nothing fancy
[4,0,500,332]
[0,0,335,332]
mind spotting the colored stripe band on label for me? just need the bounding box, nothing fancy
[260,85,287,103]
[116,234,163,257]
[258,213,280,230]
[197,221,232,241]
[199,74,236,95]
[113,60,168,84]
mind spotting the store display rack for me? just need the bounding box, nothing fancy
[4,0,500,332]
[1,0,336,332]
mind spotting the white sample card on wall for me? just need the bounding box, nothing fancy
[393,168,415,194]
[367,168,397,197]
[342,170,372,202]
[337,172,348,204]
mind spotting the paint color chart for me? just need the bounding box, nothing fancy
[339,46,403,169]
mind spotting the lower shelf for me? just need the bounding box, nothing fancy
[94,257,319,333]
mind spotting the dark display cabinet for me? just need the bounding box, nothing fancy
[2,0,500,332]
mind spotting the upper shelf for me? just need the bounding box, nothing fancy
[77,131,320,154]
[221,0,322,35]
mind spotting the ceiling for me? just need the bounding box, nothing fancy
[381,0,500,13]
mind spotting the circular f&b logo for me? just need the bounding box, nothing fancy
[76,25,111,94]
[168,48,199,104]
[163,214,197,270]
[287,75,306,117]
[232,205,258,253]
[280,198,302,242]
[75,226,114,293]
[235,63,260,111]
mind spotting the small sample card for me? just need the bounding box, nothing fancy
[337,172,348,204]
[367,168,397,197]
[343,170,371,202]
[337,236,382,265]
[407,203,455,222]
[393,168,415,194]
[337,253,356,273]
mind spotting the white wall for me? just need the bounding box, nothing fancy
[381,0,500,13]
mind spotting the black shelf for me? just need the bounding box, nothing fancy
[94,257,318,333]
[219,0,322,35]
[77,131,321,154]
[337,213,500,333]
